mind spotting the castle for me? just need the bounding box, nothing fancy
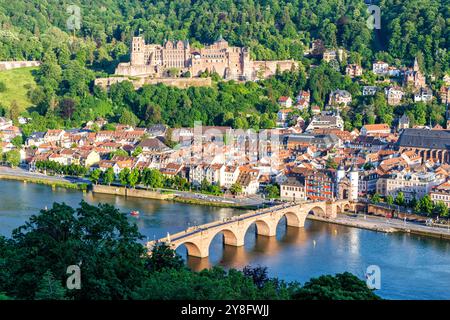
[115,36,297,81]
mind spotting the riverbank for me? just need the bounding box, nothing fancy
[173,196,258,210]
[308,214,450,240]
[92,184,260,209]
[0,167,262,209]
[0,172,88,190]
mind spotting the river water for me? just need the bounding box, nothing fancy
[1,180,449,300]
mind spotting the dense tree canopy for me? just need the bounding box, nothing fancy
[0,0,447,73]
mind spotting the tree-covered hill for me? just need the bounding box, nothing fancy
[0,0,448,73]
[0,0,448,135]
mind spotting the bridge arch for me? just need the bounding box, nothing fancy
[276,211,303,228]
[176,241,203,258]
[308,205,326,216]
[343,203,351,212]
[210,228,242,247]
[242,218,277,238]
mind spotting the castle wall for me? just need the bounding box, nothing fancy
[252,60,298,79]
[95,76,212,90]
[0,61,41,71]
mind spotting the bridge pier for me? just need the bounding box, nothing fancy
[223,229,245,247]
[254,219,277,237]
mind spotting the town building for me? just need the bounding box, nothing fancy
[439,86,450,105]
[306,113,344,132]
[360,124,391,137]
[414,87,433,103]
[358,169,379,196]
[345,64,362,78]
[329,90,352,107]
[280,176,306,201]
[286,133,341,150]
[376,169,444,202]
[323,50,337,63]
[385,86,404,106]
[305,170,335,201]
[398,114,410,131]
[397,128,450,164]
[430,181,450,208]
[278,96,293,108]
[0,117,12,130]
[362,86,378,96]
[372,61,389,75]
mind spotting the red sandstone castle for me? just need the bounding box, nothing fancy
[115,36,297,81]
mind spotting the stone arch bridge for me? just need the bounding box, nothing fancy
[147,200,355,258]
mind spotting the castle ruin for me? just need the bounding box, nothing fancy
[114,36,298,81]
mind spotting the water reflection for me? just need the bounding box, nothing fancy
[184,221,314,272]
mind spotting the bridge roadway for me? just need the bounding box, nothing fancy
[147,200,354,258]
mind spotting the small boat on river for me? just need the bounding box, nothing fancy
[130,210,140,217]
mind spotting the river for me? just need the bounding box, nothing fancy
[1,179,449,300]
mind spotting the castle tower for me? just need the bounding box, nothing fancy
[131,37,146,65]
[349,164,359,201]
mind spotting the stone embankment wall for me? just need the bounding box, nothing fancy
[92,184,174,200]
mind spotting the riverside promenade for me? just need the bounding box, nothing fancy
[310,213,450,240]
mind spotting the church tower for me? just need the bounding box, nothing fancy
[413,56,419,72]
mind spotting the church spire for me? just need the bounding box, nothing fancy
[413,56,419,72]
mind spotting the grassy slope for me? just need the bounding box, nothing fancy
[0,67,37,111]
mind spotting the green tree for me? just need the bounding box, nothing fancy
[0,81,6,92]
[371,193,381,203]
[395,192,405,206]
[132,146,143,157]
[128,169,140,188]
[34,271,67,300]
[419,195,434,216]
[5,149,20,167]
[90,169,101,185]
[326,157,338,169]
[230,183,242,195]
[119,109,139,126]
[146,242,184,273]
[292,272,380,300]
[433,201,448,218]
[7,201,147,300]
[265,184,280,199]
[10,136,24,148]
[119,168,130,186]
[102,168,115,185]
[386,195,394,206]
[0,293,10,300]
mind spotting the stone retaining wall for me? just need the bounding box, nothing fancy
[92,184,174,200]
[0,61,41,71]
